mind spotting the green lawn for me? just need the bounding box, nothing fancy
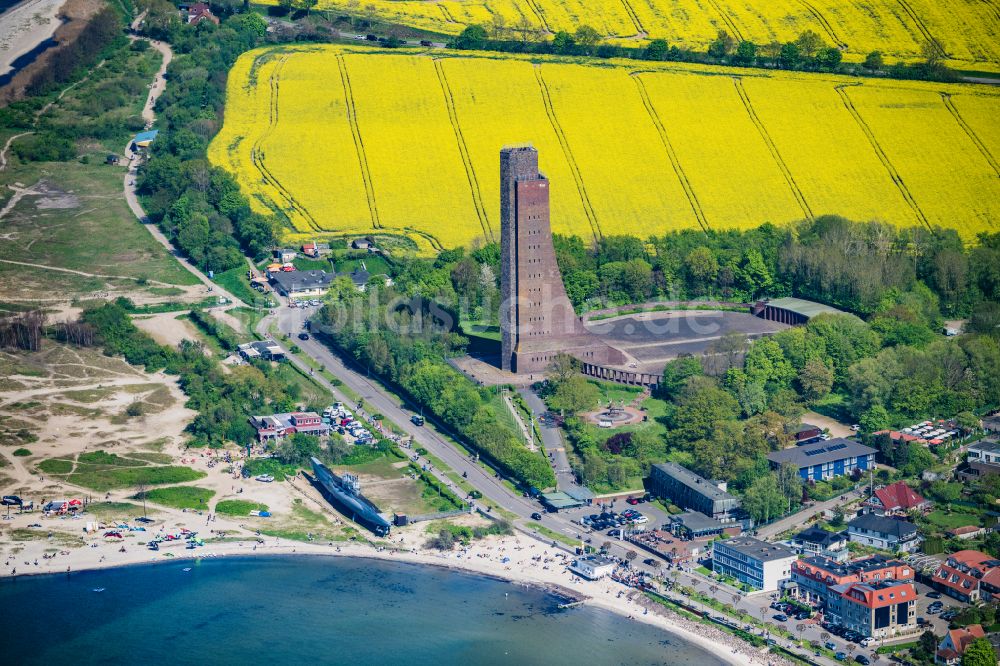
[215,499,269,516]
[137,486,215,510]
[924,510,981,530]
[212,265,266,306]
[292,257,333,272]
[38,453,206,491]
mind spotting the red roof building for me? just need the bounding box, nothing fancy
[936,624,986,665]
[826,580,918,639]
[932,550,1000,603]
[864,481,931,516]
[187,3,219,25]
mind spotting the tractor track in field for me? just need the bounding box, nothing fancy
[522,0,553,34]
[337,54,383,231]
[794,0,848,49]
[618,0,647,38]
[631,74,710,233]
[250,55,322,233]
[438,4,458,23]
[704,0,744,42]
[732,78,814,221]
[405,227,444,252]
[894,0,948,59]
[835,84,932,231]
[981,0,1000,25]
[433,59,494,242]
[940,93,1000,178]
[533,65,602,240]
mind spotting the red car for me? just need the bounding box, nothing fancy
[626,497,640,505]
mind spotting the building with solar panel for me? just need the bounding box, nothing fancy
[767,438,876,481]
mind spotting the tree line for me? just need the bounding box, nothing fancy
[452,24,957,83]
[134,1,276,274]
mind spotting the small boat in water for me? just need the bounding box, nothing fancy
[93,588,105,593]
[182,567,192,572]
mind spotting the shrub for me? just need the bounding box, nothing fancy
[13,448,31,456]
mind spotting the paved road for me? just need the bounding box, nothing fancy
[518,387,582,493]
[755,485,867,540]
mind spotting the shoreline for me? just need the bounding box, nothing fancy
[0,537,759,666]
[0,0,66,78]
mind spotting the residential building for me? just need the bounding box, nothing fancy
[936,625,986,665]
[947,525,985,540]
[788,554,913,606]
[847,514,921,552]
[628,529,703,565]
[248,412,331,442]
[569,555,616,580]
[826,580,917,639]
[649,462,741,521]
[767,438,876,481]
[668,511,741,540]
[270,270,335,297]
[711,537,797,592]
[301,242,318,257]
[963,440,1000,480]
[186,2,219,24]
[864,481,931,516]
[237,341,284,362]
[273,248,297,263]
[790,423,824,445]
[351,238,372,250]
[931,550,1000,603]
[789,526,849,562]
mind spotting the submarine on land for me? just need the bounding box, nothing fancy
[310,457,391,536]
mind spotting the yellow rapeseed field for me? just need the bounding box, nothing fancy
[209,46,1000,250]
[260,0,1000,71]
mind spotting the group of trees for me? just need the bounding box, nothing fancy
[135,2,276,274]
[556,218,999,321]
[313,283,556,490]
[452,23,956,82]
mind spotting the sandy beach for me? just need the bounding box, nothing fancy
[0,0,66,78]
[0,503,779,666]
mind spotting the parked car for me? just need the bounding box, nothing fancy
[411,415,425,426]
[855,655,870,665]
[835,652,846,661]
[626,497,640,505]
[531,512,542,521]
[926,591,942,599]
[825,641,837,650]
[298,332,309,340]
[773,614,788,622]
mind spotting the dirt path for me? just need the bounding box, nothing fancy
[802,410,854,438]
[0,258,180,286]
[0,132,32,171]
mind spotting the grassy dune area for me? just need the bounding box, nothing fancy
[211,45,1000,250]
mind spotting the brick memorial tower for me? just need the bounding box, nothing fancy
[499,146,625,374]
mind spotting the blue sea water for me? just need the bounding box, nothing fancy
[0,556,729,665]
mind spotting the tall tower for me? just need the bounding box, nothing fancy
[499,145,625,374]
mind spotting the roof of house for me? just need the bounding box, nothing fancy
[270,269,335,293]
[762,297,849,319]
[947,550,998,570]
[792,423,821,435]
[793,525,847,548]
[716,536,796,562]
[671,511,725,532]
[831,580,917,609]
[943,625,986,656]
[576,554,616,568]
[848,513,918,538]
[947,525,983,537]
[651,462,738,503]
[133,129,159,144]
[768,438,876,468]
[795,554,910,581]
[970,440,1000,454]
[871,481,928,512]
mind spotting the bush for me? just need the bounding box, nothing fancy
[13,448,30,456]
[215,499,268,516]
[136,486,214,510]
[12,132,75,162]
